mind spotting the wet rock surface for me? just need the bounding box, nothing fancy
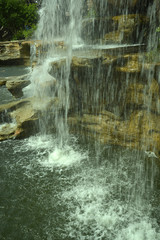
[1,44,160,156]
[68,49,160,158]
[0,74,30,98]
[68,110,160,160]
[0,0,160,159]
[104,14,149,44]
[0,98,37,140]
[0,41,31,66]
[0,45,160,160]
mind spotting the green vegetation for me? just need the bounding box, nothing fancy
[0,0,38,41]
[156,26,160,49]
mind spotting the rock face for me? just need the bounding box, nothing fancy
[0,98,38,140]
[104,14,149,44]
[0,96,58,140]
[82,14,149,44]
[0,0,160,160]
[0,41,31,66]
[81,0,151,44]
[45,42,160,159]
[67,47,160,159]
[6,75,30,98]
[0,44,160,160]
[0,74,30,98]
[0,40,66,66]
[69,110,160,159]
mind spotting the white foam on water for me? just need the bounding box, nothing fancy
[145,151,159,159]
[24,134,54,150]
[40,144,87,169]
[16,135,87,170]
[115,221,160,240]
[62,158,160,240]
[9,136,160,238]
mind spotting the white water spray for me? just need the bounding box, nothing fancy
[25,0,83,145]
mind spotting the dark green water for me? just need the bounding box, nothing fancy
[0,66,29,77]
[0,66,30,104]
[0,135,160,240]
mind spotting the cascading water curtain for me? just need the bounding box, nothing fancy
[28,0,82,146]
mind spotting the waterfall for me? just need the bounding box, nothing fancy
[10,1,159,239]
[26,0,82,146]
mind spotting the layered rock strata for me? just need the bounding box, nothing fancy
[0,46,160,161]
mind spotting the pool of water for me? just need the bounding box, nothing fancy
[0,135,160,240]
[0,66,30,104]
[0,66,30,77]
[0,86,13,104]
[0,62,160,239]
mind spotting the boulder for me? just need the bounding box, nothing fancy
[0,98,38,140]
[0,74,30,98]
[6,80,30,98]
[0,95,60,141]
[0,79,6,86]
[0,123,17,141]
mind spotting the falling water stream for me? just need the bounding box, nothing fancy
[1,0,160,239]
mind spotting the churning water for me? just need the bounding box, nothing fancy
[0,136,160,240]
[1,0,160,239]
